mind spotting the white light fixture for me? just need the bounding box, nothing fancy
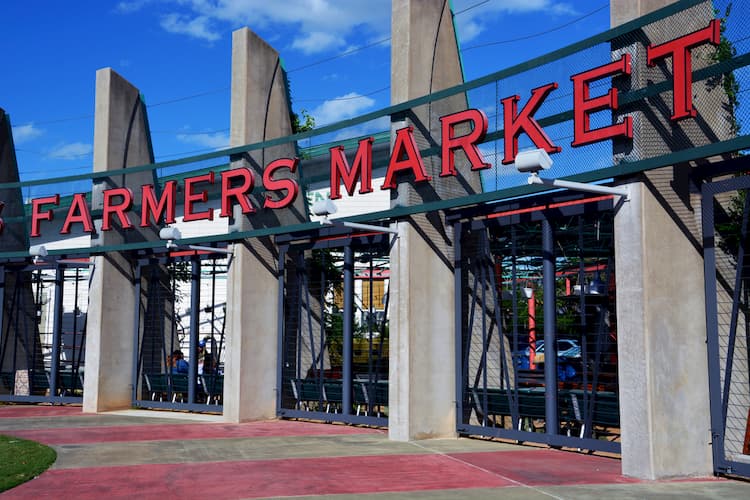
[159,226,182,250]
[311,199,399,235]
[30,244,48,265]
[516,148,629,200]
[28,244,94,266]
[158,226,233,255]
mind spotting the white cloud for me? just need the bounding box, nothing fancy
[332,115,390,141]
[311,92,376,126]
[11,123,43,144]
[452,0,579,42]
[176,131,230,149]
[116,0,153,14]
[48,142,92,160]
[149,1,390,51]
[160,13,221,42]
[291,31,344,55]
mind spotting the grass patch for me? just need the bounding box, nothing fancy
[0,435,56,492]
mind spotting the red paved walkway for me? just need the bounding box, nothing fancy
[9,419,382,445]
[1,405,746,499]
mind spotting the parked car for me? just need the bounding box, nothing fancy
[512,339,582,381]
[513,339,582,369]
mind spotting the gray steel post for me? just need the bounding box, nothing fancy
[542,216,558,435]
[189,259,200,403]
[49,265,64,398]
[131,263,143,402]
[343,245,354,415]
[276,246,287,414]
[453,221,463,428]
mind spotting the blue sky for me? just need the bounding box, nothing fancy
[1,0,611,183]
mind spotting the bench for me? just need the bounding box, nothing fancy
[57,370,84,397]
[200,374,223,405]
[144,373,170,401]
[470,386,578,431]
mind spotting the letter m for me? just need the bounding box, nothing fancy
[329,137,374,200]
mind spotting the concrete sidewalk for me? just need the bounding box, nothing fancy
[1,405,749,499]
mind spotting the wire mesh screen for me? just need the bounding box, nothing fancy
[459,207,618,449]
[280,237,390,424]
[135,255,227,409]
[0,263,89,401]
[707,185,750,465]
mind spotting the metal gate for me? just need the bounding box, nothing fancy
[132,252,228,412]
[703,174,750,478]
[0,260,90,403]
[277,230,391,426]
[453,195,620,452]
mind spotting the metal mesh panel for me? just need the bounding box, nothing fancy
[709,186,750,463]
[135,255,227,410]
[280,237,390,424]
[459,208,618,449]
[0,263,89,401]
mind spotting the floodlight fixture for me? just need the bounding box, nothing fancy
[28,244,94,266]
[158,225,233,255]
[159,226,182,250]
[312,198,398,235]
[516,148,629,200]
[515,148,553,173]
[30,244,48,265]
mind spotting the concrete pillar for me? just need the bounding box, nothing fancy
[0,109,28,253]
[223,28,306,422]
[389,0,481,441]
[84,69,155,412]
[0,108,42,392]
[611,0,718,478]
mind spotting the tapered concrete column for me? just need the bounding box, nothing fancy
[0,109,28,253]
[611,0,718,478]
[84,69,155,412]
[388,0,481,441]
[0,109,40,392]
[223,28,306,422]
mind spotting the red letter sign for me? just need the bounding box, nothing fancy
[101,187,134,231]
[184,172,215,222]
[571,54,633,147]
[141,181,177,227]
[440,109,490,177]
[501,83,561,164]
[647,19,720,121]
[330,137,374,199]
[381,126,431,190]
[61,193,94,234]
[31,195,59,237]
[263,158,300,209]
[220,168,255,217]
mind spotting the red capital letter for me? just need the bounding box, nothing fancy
[501,82,561,164]
[184,172,215,222]
[220,168,255,217]
[381,126,431,190]
[31,195,59,237]
[263,158,300,210]
[330,137,374,199]
[101,187,134,231]
[61,193,94,234]
[440,109,490,177]
[140,181,177,227]
[647,19,720,121]
[571,54,633,147]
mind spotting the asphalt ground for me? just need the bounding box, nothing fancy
[1,404,750,499]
